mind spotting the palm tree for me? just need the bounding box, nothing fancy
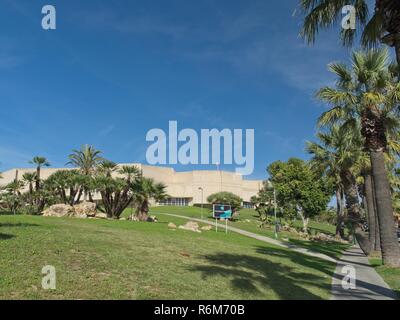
[306,124,376,254]
[97,160,118,177]
[4,180,24,214]
[46,170,88,205]
[307,126,349,239]
[317,49,400,266]
[93,164,141,219]
[29,157,50,191]
[67,145,104,201]
[67,145,104,175]
[132,177,168,221]
[22,172,36,197]
[298,0,400,66]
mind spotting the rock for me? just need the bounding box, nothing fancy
[42,204,74,217]
[147,216,158,223]
[311,232,348,243]
[119,218,126,221]
[201,225,212,231]
[298,232,309,239]
[130,215,140,222]
[74,214,87,219]
[95,213,108,219]
[74,201,97,217]
[168,223,177,229]
[179,221,201,233]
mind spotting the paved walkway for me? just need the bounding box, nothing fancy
[155,212,336,263]
[157,213,397,300]
[331,245,397,300]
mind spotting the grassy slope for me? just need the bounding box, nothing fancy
[146,206,349,260]
[369,258,400,299]
[0,214,335,300]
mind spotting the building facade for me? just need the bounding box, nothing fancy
[0,164,263,206]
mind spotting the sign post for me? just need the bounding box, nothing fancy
[213,204,232,234]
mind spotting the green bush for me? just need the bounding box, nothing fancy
[207,192,243,212]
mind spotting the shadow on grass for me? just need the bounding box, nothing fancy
[0,211,13,216]
[0,222,39,228]
[189,245,335,300]
[0,233,15,240]
[289,238,349,260]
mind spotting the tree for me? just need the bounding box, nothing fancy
[67,145,104,201]
[207,192,243,214]
[29,156,50,191]
[306,125,352,239]
[131,177,168,221]
[2,180,24,214]
[22,172,36,197]
[94,163,142,219]
[267,158,332,233]
[45,170,88,205]
[298,0,400,66]
[250,182,275,227]
[317,49,400,266]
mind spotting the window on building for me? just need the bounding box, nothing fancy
[242,201,255,209]
[158,198,191,207]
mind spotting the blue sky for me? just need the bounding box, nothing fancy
[0,0,382,179]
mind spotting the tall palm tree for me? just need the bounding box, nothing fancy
[298,0,400,65]
[306,124,373,252]
[307,126,348,239]
[317,49,400,266]
[29,157,50,191]
[67,145,104,176]
[67,145,104,201]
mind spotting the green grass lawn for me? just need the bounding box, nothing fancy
[147,206,350,260]
[369,258,400,299]
[0,214,336,300]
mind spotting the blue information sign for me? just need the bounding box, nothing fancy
[213,204,232,219]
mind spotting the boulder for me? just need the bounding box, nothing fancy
[119,218,127,221]
[311,232,348,243]
[179,221,201,233]
[95,213,108,219]
[201,225,212,231]
[168,223,177,229]
[74,201,97,217]
[130,215,140,222]
[147,216,158,223]
[42,204,74,217]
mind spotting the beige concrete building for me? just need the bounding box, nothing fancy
[0,164,263,207]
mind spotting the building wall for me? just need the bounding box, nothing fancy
[0,164,263,204]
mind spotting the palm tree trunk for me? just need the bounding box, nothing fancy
[36,167,40,191]
[341,170,372,255]
[365,173,377,251]
[372,177,381,251]
[370,151,400,266]
[335,189,345,239]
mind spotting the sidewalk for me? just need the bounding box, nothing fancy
[331,245,397,300]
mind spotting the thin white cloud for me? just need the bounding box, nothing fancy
[0,146,32,170]
[99,124,115,137]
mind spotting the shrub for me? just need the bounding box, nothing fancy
[207,192,243,212]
